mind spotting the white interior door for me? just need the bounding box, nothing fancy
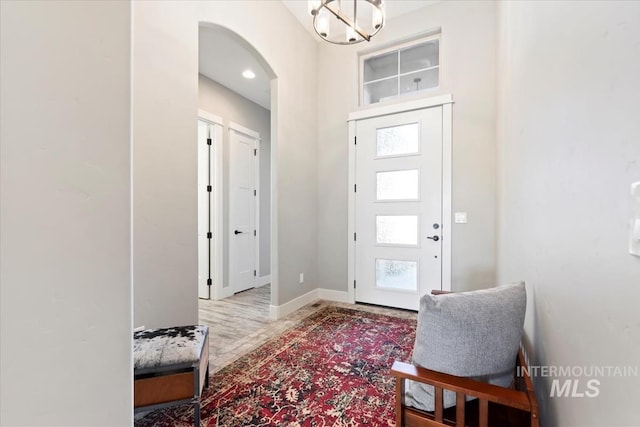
[229,127,258,294]
[355,107,443,311]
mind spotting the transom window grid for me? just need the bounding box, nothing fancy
[361,35,440,106]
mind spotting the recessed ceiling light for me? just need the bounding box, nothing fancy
[242,69,256,79]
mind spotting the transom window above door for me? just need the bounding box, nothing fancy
[360,34,440,106]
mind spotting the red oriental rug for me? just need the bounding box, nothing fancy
[135,306,417,427]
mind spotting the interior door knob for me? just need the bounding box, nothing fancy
[427,235,440,242]
[234,230,243,235]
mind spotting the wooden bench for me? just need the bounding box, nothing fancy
[391,349,539,427]
[134,325,209,427]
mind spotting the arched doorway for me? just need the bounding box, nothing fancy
[196,23,278,369]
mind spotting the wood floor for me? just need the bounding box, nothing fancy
[198,284,417,373]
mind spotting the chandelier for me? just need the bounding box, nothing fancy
[308,0,385,45]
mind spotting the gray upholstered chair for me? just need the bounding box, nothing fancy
[391,282,539,427]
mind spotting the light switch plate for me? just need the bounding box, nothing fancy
[455,212,467,224]
[630,182,640,257]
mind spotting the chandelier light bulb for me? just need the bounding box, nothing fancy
[317,10,330,38]
[372,7,383,29]
[346,25,358,43]
[308,0,321,15]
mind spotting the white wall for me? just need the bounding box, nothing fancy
[496,2,640,425]
[199,74,271,282]
[0,1,132,425]
[132,2,199,328]
[317,1,498,292]
[133,0,318,325]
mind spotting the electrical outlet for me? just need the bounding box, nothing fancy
[299,273,304,284]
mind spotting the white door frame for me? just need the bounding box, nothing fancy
[229,121,261,294]
[347,94,453,305]
[197,110,224,300]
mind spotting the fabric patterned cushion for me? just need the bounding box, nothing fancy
[405,282,527,412]
[134,325,208,371]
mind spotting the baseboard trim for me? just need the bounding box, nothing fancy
[257,275,271,287]
[318,288,351,304]
[269,288,353,320]
[270,289,319,320]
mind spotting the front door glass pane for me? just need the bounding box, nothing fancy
[376,215,418,245]
[376,123,419,157]
[376,169,419,201]
[375,259,418,290]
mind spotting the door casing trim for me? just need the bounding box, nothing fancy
[348,94,453,122]
[197,111,224,300]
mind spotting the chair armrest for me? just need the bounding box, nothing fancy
[517,350,539,419]
[391,361,532,412]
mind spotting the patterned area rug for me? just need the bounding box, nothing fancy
[135,306,417,427]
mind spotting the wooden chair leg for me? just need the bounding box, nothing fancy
[434,387,443,422]
[456,393,465,427]
[396,377,404,427]
[479,399,488,427]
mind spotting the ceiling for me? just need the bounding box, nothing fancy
[198,1,439,112]
[199,26,272,110]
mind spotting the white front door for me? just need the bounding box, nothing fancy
[229,127,258,294]
[354,106,444,311]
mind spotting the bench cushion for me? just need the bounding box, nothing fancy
[134,325,208,371]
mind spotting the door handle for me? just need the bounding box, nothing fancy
[234,230,243,235]
[427,235,440,242]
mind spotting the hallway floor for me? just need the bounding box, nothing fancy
[198,284,417,373]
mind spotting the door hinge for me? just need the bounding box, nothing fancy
[354,136,357,145]
[354,184,357,192]
[254,230,256,236]
[353,232,356,241]
[253,270,257,277]
[207,138,212,146]
[254,189,257,196]
[207,185,212,192]
[354,280,356,289]
[207,232,212,239]
[254,149,257,156]
[207,278,212,286]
